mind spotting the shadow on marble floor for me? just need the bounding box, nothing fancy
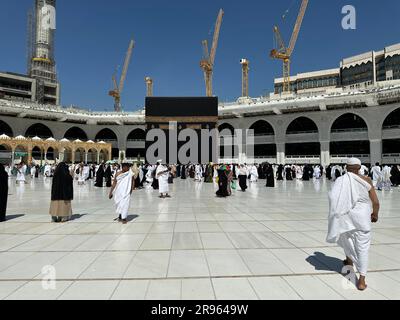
[126,214,139,222]
[306,251,344,273]
[3,214,25,222]
[69,214,87,221]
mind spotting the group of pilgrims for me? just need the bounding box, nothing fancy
[0,157,398,291]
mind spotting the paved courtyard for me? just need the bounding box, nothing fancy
[1,177,400,300]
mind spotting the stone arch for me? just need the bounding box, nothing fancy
[382,107,400,156]
[249,119,275,136]
[127,128,146,141]
[62,146,73,163]
[46,146,56,161]
[0,120,13,136]
[14,144,29,163]
[98,148,110,162]
[95,128,118,142]
[330,113,369,132]
[64,127,88,141]
[31,146,42,161]
[286,116,319,134]
[25,123,53,139]
[218,123,235,135]
[74,147,86,163]
[0,141,12,150]
[87,148,98,163]
[382,107,400,129]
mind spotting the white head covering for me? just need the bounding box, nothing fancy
[346,157,361,166]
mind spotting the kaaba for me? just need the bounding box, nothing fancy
[145,97,218,164]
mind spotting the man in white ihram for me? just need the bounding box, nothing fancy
[370,162,382,189]
[327,158,379,290]
[156,161,171,198]
[109,163,136,224]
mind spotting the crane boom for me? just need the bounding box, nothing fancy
[270,0,308,93]
[119,39,135,95]
[202,40,210,61]
[209,9,224,66]
[273,26,286,54]
[200,8,224,97]
[287,0,308,55]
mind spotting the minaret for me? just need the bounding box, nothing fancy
[29,0,57,84]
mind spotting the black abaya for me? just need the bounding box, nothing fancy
[51,163,73,201]
[326,165,332,180]
[285,167,293,180]
[238,174,247,191]
[104,166,112,187]
[181,165,187,179]
[277,165,284,180]
[216,169,229,197]
[265,166,275,187]
[94,165,104,187]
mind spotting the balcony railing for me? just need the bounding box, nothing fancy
[382,153,400,157]
[247,132,275,136]
[331,128,368,133]
[286,130,318,135]
[96,139,117,143]
[331,154,370,158]
[286,155,320,159]
[383,125,400,130]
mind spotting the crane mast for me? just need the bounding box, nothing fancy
[240,59,249,97]
[145,77,153,97]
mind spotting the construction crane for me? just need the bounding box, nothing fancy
[109,39,135,112]
[145,77,153,97]
[200,9,224,97]
[240,59,249,97]
[270,0,308,93]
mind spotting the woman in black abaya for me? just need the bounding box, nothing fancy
[95,164,105,187]
[265,163,275,187]
[49,162,73,223]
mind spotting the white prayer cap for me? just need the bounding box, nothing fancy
[346,157,361,166]
[157,159,163,163]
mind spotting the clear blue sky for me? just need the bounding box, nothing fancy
[1,0,399,111]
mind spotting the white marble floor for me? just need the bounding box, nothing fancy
[1,177,400,300]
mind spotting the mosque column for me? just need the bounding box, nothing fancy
[320,141,330,167]
[118,150,126,163]
[71,148,76,164]
[276,143,285,165]
[370,139,382,165]
[27,146,32,164]
[40,149,44,166]
[97,150,100,164]
[11,147,15,166]
[59,148,65,162]
[84,151,88,164]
